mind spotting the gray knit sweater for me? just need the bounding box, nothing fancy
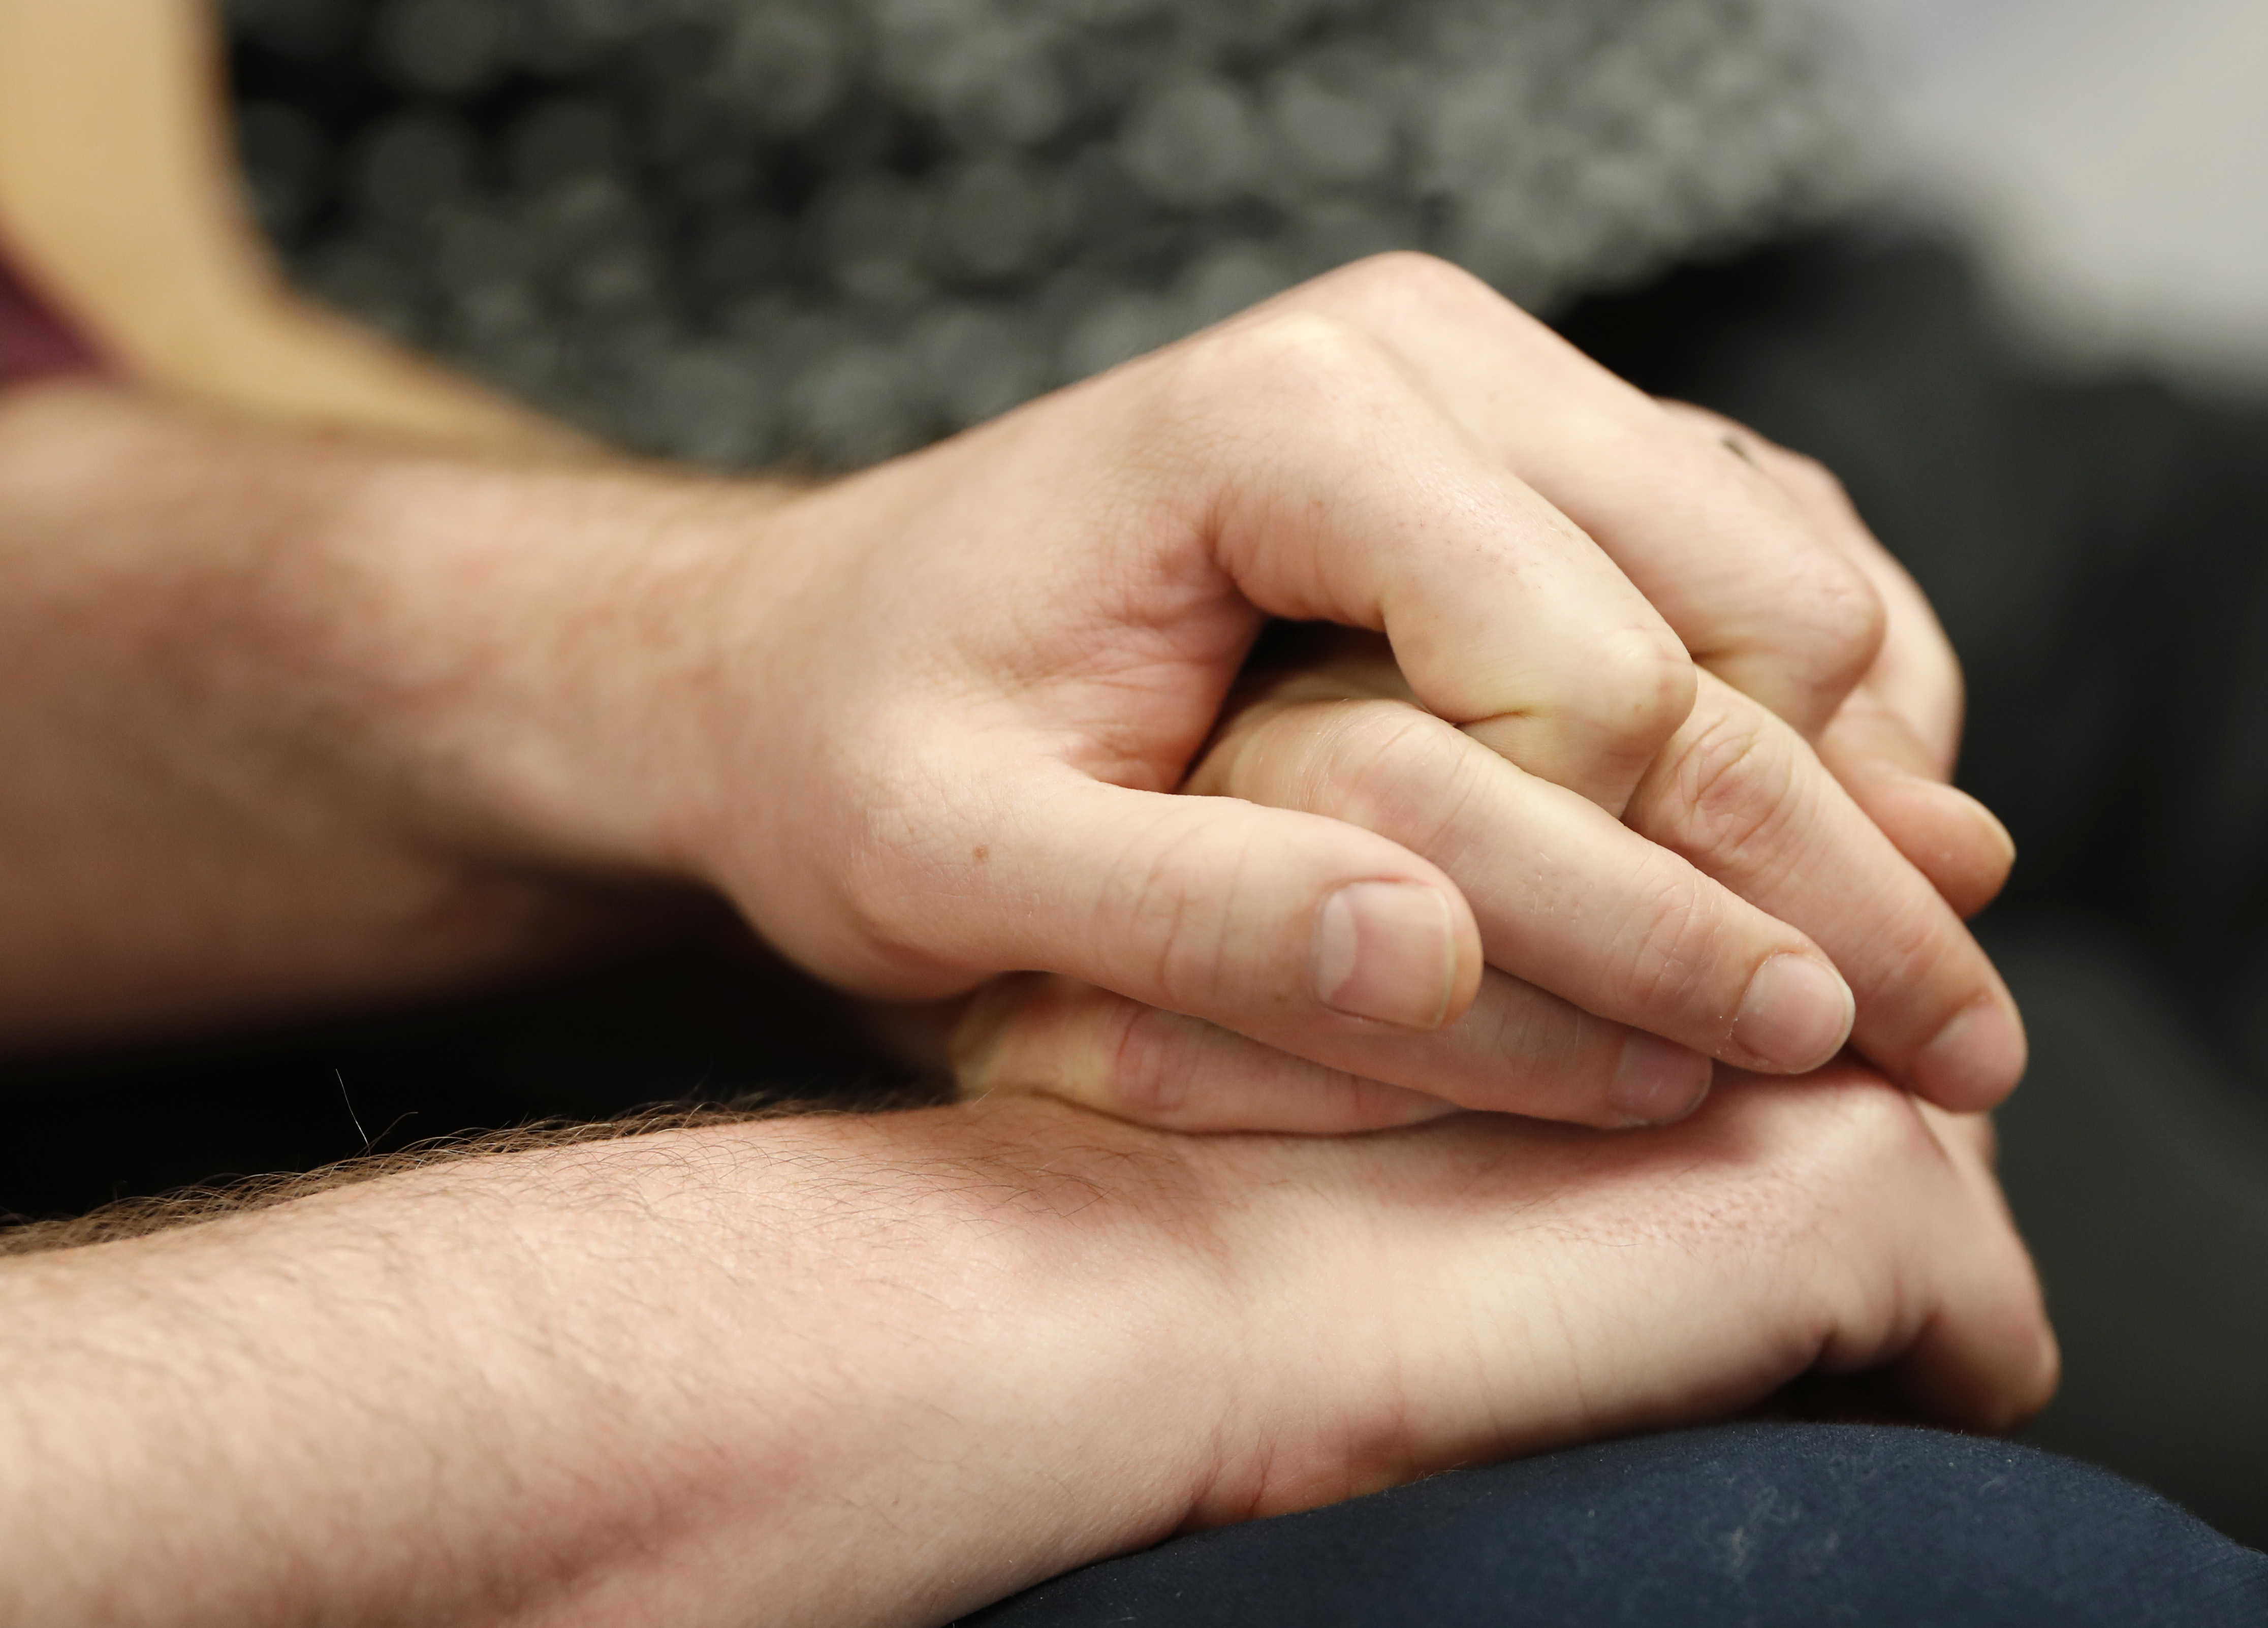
[226,0,1868,467]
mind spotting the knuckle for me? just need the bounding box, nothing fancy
[1866,905,1976,1034]
[1602,865,1727,1015]
[1104,1001,1198,1117]
[1174,308,1395,423]
[1322,249,1496,313]
[1470,985,1599,1085]
[948,974,1051,1097]
[1566,625,1698,755]
[834,780,945,953]
[1777,446,1857,515]
[1223,698,1467,839]
[1308,703,1472,838]
[1800,1076,1946,1203]
[1813,1069,1935,1155]
[1781,548,1888,693]
[1645,698,1805,866]
[1750,1072,1941,1236]
[1666,410,1887,699]
[1119,816,1246,1011]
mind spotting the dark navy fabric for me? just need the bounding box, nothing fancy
[964,1424,2268,1627]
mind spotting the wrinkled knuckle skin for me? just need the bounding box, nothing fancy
[1605,868,1726,1022]
[1310,703,1467,838]
[1648,701,1800,866]
[1209,698,1360,804]
[1216,699,1456,838]
[1104,1002,1205,1118]
[1123,821,1248,1014]
[1187,692,1306,798]
[1461,984,1606,1098]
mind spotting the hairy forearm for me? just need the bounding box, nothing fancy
[0,1077,2055,1626]
[0,1103,1231,1628]
[0,380,778,1041]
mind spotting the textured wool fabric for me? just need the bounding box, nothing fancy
[960,1424,2268,1627]
[224,0,1870,468]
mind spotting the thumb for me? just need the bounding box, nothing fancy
[925,768,1485,1045]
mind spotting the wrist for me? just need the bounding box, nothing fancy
[534,1101,1256,1623]
[301,445,807,880]
[907,1107,1257,1604]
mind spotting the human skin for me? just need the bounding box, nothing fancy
[0,1071,2056,1628]
[961,659,2022,1132]
[0,0,2021,1103]
[961,420,2026,1131]
[0,365,2019,1120]
[0,380,2051,1623]
[0,0,584,455]
[0,13,2058,1621]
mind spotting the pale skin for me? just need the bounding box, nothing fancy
[0,1075,2055,1628]
[0,1,2025,1109]
[961,413,2025,1131]
[0,0,582,454]
[0,2,2054,1621]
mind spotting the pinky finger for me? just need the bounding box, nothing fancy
[953,974,1459,1135]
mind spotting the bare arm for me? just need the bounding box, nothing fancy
[0,0,577,454]
[0,2,2018,1103]
[0,380,651,1042]
[0,1074,2054,1628]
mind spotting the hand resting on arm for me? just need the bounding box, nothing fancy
[0,18,2059,1628]
[0,1070,2055,1628]
[0,257,2016,1127]
[960,413,2024,1132]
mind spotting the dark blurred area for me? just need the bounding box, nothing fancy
[1565,234,2268,1545]
[6,0,2266,1556]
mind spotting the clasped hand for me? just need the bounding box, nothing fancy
[511,254,2022,1134]
[0,251,2060,1604]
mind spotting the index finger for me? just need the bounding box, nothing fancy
[1137,308,1697,810]
[1256,254,1887,740]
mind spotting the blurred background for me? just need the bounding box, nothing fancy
[5,0,2265,1551]
[1824,0,2268,384]
[1790,3,2268,1547]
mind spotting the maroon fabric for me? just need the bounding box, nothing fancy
[0,244,102,384]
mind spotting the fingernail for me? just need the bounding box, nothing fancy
[1924,779,2017,872]
[1314,882,1457,1030]
[1965,794,2018,870]
[1608,1033,1714,1125]
[1732,954,1855,1072]
[1909,998,2028,1110]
